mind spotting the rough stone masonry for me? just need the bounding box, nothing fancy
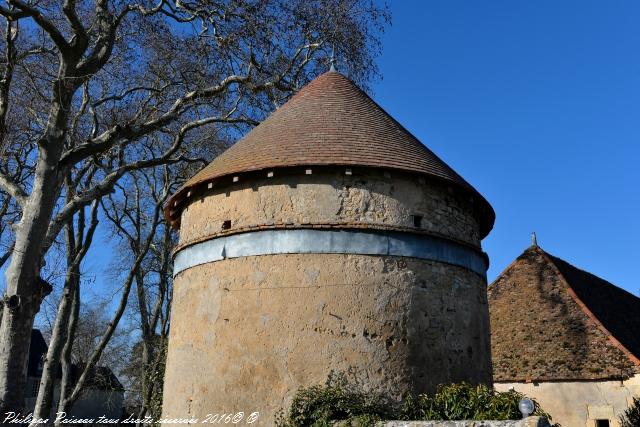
[161,71,495,424]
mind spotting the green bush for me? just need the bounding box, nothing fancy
[619,397,640,427]
[400,383,552,422]
[276,377,555,427]
[275,374,393,427]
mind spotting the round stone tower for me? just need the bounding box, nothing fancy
[162,71,495,423]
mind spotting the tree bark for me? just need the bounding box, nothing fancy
[30,197,97,425]
[0,36,81,408]
[0,149,61,413]
[55,202,159,424]
[30,271,75,423]
[58,278,79,418]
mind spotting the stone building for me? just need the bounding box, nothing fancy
[162,70,495,422]
[489,242,640,427]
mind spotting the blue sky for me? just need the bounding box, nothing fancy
[369,0,639,295]
[9,1,639,325]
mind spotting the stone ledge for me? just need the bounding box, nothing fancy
[376,417,550,427]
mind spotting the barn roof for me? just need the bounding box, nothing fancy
[27,329,124,391]
[165,71,494,236]
[489,244,640,382]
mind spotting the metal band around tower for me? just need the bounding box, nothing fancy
[173,229,488,278]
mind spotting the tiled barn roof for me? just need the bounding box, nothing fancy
[489,245,640,382]
[166,71,494,236]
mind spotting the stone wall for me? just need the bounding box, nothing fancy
[495,375,640,427]
[162,254,491,424]
[164,167,491,425]
[178,168,482,248]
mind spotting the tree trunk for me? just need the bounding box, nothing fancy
[58,279,79,417]
[29,267,77,424]
[135,270,154,423]
[55,259,140,425]
[0,150,62,413]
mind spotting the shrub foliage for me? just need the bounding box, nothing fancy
[275,374,393,427]
[401,383,551,422]
[620,397,640,427]
[276,376,554,427]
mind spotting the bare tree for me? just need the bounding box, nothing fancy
[101,164,184,422]
[31,195,100,423]
[0,0,388,412]
[0,130,34,271]
[53,183,167,425]
[32,129,209,423]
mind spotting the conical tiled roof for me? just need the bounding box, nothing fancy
[167,71,494,234]
[489,245,640,382]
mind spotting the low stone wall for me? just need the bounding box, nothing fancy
[377,417,550,427]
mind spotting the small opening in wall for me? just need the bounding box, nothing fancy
[413,215,423,228]
[595,420,610,427]
[222,220,231,230]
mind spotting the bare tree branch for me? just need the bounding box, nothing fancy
[0,241,14,269]
[6,1,71,55]
[0,6,28,20]
[62,0,88,48]
[0,172,27,206]
[57,190,166,416]
[0,0,388,412]
[0,18,17,148]
[60,73,251,167]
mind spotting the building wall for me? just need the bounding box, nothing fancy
[66,388,124,420]
[24,379,123,421]
[495,375,640,427]
[163,254,491,424]
[164,169,490,424]
[178,169,482,248]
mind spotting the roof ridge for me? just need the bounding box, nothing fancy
[543,248,640,299]
[487,246,536,289]
[488,245,549,290]
[537,248,640,366]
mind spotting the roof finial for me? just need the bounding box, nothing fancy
[329,43,336,72]
[531,232,538,247]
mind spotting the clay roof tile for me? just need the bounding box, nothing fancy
[167,71,494,234]
[489,245,640,382]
